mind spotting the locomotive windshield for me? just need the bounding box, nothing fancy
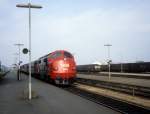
[49,51,62,59]
[64,51,73,58]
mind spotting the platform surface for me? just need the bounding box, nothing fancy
[0,71,118,114]
[100,72,150,77]
[77,73,150,88]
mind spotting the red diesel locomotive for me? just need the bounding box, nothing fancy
[21,50,76,85]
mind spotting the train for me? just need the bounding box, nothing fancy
[77,62,150,73]
[101,62,150,73]
[77,64,101,73]
[21,50,76,85]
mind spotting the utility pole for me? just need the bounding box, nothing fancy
[16,0,42,100]
[0,61,1,72]
[14,44,24,80]
[121,63,123,72]
[104,44,112,80]
[13,53,19,71]
[120,54,123,73]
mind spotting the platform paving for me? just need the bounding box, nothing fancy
[0,71,118,114]
[100,72,150,77]
[98,72,150,79]
[77,74,150,88]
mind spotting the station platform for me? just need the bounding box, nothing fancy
[0,71,118,114]
[99,72,150,79]
[77,73,150,88]
[100,72,150,76]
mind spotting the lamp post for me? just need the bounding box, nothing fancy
[13,53,19,63]
[16,0,42,100]
[14,44,24,80]
[120,54,123,73]
[121,63,123,72]
[0,61,1,72]
[104,44,112,80]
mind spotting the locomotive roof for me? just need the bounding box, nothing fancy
[38,50,70,60]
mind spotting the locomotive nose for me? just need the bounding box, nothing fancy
[52,59,75,72]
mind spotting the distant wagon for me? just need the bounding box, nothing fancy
[77,64,101,73]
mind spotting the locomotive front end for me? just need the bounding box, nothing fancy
[48,51,76,85]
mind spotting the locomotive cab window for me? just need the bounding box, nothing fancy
[64,52,73,58]
[44,58,47,62]
[38,60,41,63]
[50,52,62,59]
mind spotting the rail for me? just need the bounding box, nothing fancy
[76,77,150,98]
[64,83,150,114]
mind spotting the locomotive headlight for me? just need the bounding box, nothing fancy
[62,64,70,71]
[63,64,69,68]
[60,62,69,68]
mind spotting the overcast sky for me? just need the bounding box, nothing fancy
[0,0,150,66]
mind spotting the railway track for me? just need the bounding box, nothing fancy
[76,77,150,98]
[64,83,150,114]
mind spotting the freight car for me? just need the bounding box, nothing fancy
[21,50,76,85]
[77,64,101,72]
[101,62,150,73]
